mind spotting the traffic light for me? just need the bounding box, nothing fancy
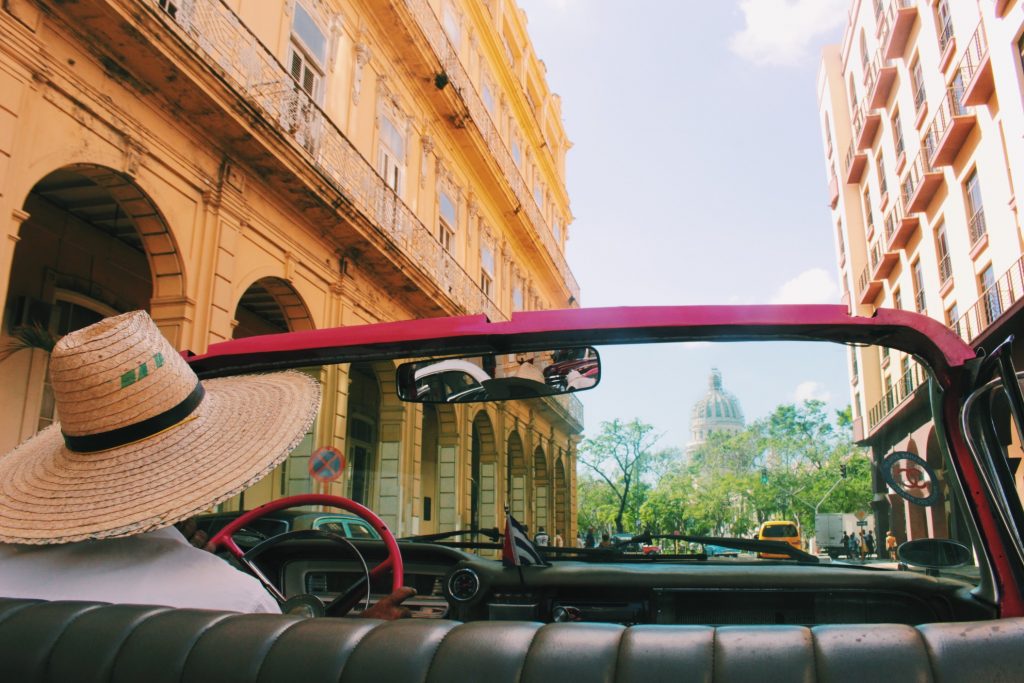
[840,464,848,478]
[760,467,768,484]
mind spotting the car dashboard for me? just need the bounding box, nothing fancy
[266,540,993,626]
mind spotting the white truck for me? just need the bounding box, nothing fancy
[815,512,876,558]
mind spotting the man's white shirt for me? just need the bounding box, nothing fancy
[0,526,280,613]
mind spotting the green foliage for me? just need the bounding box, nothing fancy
[577,401,872,541]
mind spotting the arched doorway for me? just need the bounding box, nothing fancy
[471,410,498,533]
[554,457,567,544]
[533,445,549,534]
[1,165,183,453]
[507,430,527,521]
[346,363,380,506]
[925,427,950,539]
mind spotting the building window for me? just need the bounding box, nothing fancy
[946,302,960,336]
[289,3,326,100]
[533,180,543,209]
[936,0,953,55]
[911,58,926,114]
[439,190,457,252]
[836,220,846,265]
[911,258,927,313]
[851,350,859,384]
[511,137,522,167]
[891,109,905,160]
[824,113,833,157]
[860,29,869,70]
[512,283,523,311]
[876,151,888,198]
[965,169,986,246]
[893,287,903,310]
[443,2,461,49]
[980,264,1001,325]
[482,78,495,114]
[862,186,874,236]
[935,221,952,286]
[553,219,561,243]
[480,242,495,297]
[378,115,406,194]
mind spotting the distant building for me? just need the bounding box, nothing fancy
[817,1,1024,545]
[688,369,745,453]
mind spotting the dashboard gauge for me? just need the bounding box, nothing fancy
[447,568,481,602]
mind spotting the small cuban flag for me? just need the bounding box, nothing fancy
[502,506,549,567]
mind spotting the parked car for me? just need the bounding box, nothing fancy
[195,509,381,548]
[6,305,1024,681]
[756,520,802,559]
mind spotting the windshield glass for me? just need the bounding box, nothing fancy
[216,338,977,580]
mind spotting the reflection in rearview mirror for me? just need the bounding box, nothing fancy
[395,347,601,403]
[897,538,972,569]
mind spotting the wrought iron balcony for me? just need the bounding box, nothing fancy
[852,100,881,151]
[866,49,897,109]
[968,208,987,249]
[883,193,919,249]
[857,264,883,305]
[925,83,976,167]
[952,255,1024,344]
[882,0,919,60]
[960,22,993,106]
[869,238,898,280]
[900,152,943,214]
[400,0,579,303]
[152,0,503,320]
[868,360,926,429]
[844,139,867,184]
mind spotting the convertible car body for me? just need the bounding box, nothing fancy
[4,304,1024,682]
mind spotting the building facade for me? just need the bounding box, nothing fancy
[0,0,581,540]
[818,0,1024,545]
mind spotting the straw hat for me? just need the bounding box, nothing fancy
[0,310,321,544]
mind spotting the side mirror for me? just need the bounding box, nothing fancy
[395,347,601,403]
[897,538,972,569]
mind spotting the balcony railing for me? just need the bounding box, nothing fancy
[884,197,919,249]
[153,0,504,320]
[857,264,883,305]
[869,238,898,279]
[952,255,1024,343]
[868,360,927,429]
[960,22,993,106]
[883,0,919,60]
[900,151,943,214]
[938,253,952,286]
[852,100,881,150]
[401,0,579,302]
[968,208,987,247]
[845,139,867,183]
[866,48,897,109]
[937,17,954,56]
[925,84,975,166]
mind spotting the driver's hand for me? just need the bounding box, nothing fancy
[175,518,214,552]
[360,586,416,620]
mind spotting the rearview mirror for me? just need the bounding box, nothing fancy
[395,347,601,403]
[897,538,972,569]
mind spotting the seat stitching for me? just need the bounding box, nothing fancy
[806,627,818,683]
[610,625,626,683]
[0,601,37,629]
[100,606,173,681]
[42,603,106,682]
[914,625,938,683]
[516,622,545,683]
[338,619,391,683]
[176,612,236,683]
[710,626,717,683]
[420,621,460,683]
[252,616,307,683]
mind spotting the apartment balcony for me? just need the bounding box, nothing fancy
[866,49,898,109]
[398,0,579,303]
[925,85,976,167]
[90,0,506,321]
[882,0,919,60]
[960,23,993,106]
[857,264,883,305]
[883,194,919,249]
[867,361,927,430]
[900,152,943,214]
[869,238,899,280]
[852,101,881,151]
[844,140,867,184]
[952,255,1024,344]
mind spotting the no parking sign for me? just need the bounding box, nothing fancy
[308,446,345,483]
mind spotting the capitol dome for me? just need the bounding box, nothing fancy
[688,368,745,452]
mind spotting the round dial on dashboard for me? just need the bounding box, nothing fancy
[447,568,481,602]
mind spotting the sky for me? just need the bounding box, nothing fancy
[514,0,853,449]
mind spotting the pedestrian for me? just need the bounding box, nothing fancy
[576,533,585,548]
[553,529,564,547]
[886,530,898,560]
[534,526,549,546]
[866,530,876,558]
[585,526,596,548]
[858,529,867,560]
[0,311,415,618]
[847,531,859,560]
[598,532,612,548]
[841,531,850,559]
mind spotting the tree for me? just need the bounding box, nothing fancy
[577,419,665,533]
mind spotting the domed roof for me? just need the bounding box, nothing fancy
[691,368,745,425]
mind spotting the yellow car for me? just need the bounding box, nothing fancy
[757,521,802,559]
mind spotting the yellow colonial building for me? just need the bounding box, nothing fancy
[0,0,581,540]
[819,0,1024,546]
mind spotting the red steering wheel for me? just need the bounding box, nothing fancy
[209,494,404,606]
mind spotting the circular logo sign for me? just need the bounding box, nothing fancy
[308,446,346,483]
[881,451,940,507]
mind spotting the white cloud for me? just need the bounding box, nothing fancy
[730,0,849,67]
[794,380,832,404]
[770,267,840,304]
